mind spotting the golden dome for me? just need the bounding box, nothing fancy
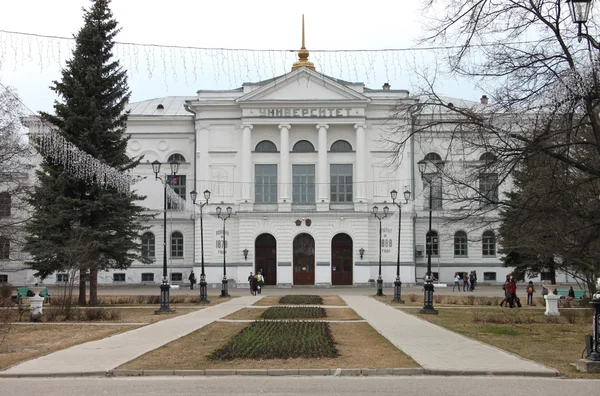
[291,14,315,71]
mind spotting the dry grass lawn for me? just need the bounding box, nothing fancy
[403,307,599,379]
[0,324,139,371]
[252,295,346,306]
[119,321,418,370]
[223,308,362,321]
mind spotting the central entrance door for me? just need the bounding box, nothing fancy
[255,234,276,285]
[331,233,353,285]
[293,233,315,285]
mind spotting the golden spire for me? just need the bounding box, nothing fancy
[291,14,315,71]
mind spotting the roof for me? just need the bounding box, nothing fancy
[126,96,196,116]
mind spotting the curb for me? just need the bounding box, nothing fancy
[0,367,560,378]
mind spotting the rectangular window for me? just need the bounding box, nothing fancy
[56,274,69,282]
[0,193,10,217]
[255,165,278,203]
[330,164,353,202]
[479,173,499,209]
[141,273,154,282]
[167,175,186,209]
[292,164,315,203]
[431,272,439,281]
[484,272,497,281]
[0,274,7,283]
[171,272,183,282]
[113,273,126,282]
[424,175,442,210]
[541,271,553,281]
[0,238,9,260]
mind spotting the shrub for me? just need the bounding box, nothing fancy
[261,307,326,319]
[434,294,442,304]
[279,295,323,305]
[209,321,338,360]
[465,296,475,306]
[408,294,418,303]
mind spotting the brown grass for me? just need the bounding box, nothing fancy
[252,295,346,307]
[0,324,139,371]
[49,295,234,306]
[375,294,548,307]
[402,307,598,379]
[119,321,418,370]
[223,308,362,321]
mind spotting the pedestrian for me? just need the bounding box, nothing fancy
[462,273,469,291]
[526,281,535,306]
[499,275,510,307]
[188,270,196,290]
[248,272,254,295]
[508,276,520,308]
[257,270,264,294]
[453,274,461,291]
[473,270,478,290]
[469,271,475,291]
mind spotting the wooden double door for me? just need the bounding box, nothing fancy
[331,233,353,285]
[255,234,276,285]
[293,233,315,285]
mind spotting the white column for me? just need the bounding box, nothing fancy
[316,123,329,202]
[279,124,291,202]
[241,123,253,201]
[355,123,366,201]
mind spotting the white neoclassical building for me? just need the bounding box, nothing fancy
[1,40,517,288]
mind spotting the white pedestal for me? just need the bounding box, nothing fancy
[544,294,561,317]
[29,294,44,318]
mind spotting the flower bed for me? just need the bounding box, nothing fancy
[261,306,326,319]
[278,295,323,305]
[208,321,338,360]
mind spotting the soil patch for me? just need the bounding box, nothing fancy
[252,295,345,307]
[119,321,418,370]
[223,308,362,321]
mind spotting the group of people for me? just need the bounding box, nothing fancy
[248,270,265,296]
[452,271,478,292]
[500,275,523,308]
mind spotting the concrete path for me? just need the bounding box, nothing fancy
[342,296,558,376]
[3,296,260,375]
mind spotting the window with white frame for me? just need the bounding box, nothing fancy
[141,273,154,282]
[454,231,468,257]
[479,173,499,209]
[56,273,69,282]
[0,275,7,283]
[167,175,186,209]
[292,140,315,152]
[330,140,352,152]
[141,232,155,258]
[255,140,278,152]
[482,230,496,256]
[426,231,439,256]
[484,272,497,281]
[168,153,186,163]
[255,165,278,203]
[171,272,183,282]
[171,231,184,257]
[113,273,125,282]
[423,175,443,210]
[330,164,353,202]
[292,164,315,203]
[0,237,9,260]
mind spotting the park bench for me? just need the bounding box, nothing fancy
[14,287,51,304]
[556,289,586,307]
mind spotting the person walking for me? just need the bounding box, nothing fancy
[469,271,475,291]
[526,281,535,306]
[257,270,264,294]
[188,270,197,290]
[473,270,478,291]
[462,273,469,291]
[453,274,461,291]
[248,272,255,295]
[500,274,511,307]
[508,276,519,308]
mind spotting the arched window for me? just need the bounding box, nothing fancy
[292,140,315,152]
[479,173,498,209]
[141,232,155,258]
[171,231,184,258]
[168,153,186,163]
[426,230,439,256]
[482,231,496,256]
[479,152,496,162]
[454,231,468,257]
[255,140,278,152]
[424,152,442,161]
[0,237,9,260]
[330,140,352,152]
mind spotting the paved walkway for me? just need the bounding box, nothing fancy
[343,296,557,375]
[3,296,261,375]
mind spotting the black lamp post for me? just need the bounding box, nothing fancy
[151,159,180,314]
[190,189,211,304]
[359,247,365,260]
[390,188,411,303]
[216,206,233,297]
[568,0,593,39]
[372,205,389,297]
[589,296,600,361]
[418,159,440,315]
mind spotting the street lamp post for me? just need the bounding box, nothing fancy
[190,189,211,304]
[418,159,440,315]
[567,0,593,39]
[390,188,411,303]
[151,159,180,314]
[372,205,389,297]
[216,206,233,297]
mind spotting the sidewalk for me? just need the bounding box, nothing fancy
[343,296,558,376]
[2,296,260,375]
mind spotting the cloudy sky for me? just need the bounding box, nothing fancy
[0,0,479,114]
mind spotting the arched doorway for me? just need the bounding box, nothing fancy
[331,233,353,285]
[255,234,276,285]
[293,233,315,285]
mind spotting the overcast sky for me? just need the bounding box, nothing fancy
[0,0,480,114]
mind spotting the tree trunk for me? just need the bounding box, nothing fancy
[89,266,98,306]
[78,270,87,306]
[549,267,557,285]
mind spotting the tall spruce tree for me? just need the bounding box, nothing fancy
[25,0,150,305]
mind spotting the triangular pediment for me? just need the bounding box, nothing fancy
[237,68,370,103]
